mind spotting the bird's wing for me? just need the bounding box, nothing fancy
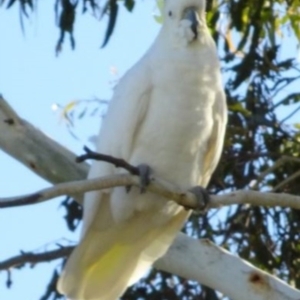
[97,62,152,161]
[57,58,157,299]
[81,59,152,235]
[201,88,227,187]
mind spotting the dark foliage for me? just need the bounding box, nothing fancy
[1,0,136,52]
[61,196,82,232]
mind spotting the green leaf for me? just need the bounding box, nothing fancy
[153,0,164,24]
[228,102,252,116]
[6,0,16,9]
[280,93,300,105]
[294,123,300,130]
[101,0,118,48]
[124,0,134,12]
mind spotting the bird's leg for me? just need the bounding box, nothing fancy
[188,186,210,212]
[126,164,152,194]
[137,164,153,193]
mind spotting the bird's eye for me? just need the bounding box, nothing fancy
[168,11,172,17]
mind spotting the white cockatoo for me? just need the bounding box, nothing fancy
[58,0,227,299]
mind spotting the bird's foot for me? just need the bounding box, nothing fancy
[126,164,152,194]
[188,186,210,212]
[137,164,152,193]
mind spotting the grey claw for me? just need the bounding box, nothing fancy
[188,186,210,211]
[137,164,152,193]
[125,185,132,193]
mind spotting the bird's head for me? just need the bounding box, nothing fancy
[162,0,207,46]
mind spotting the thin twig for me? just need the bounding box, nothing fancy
[251,156,300,190]
[0,247,74,271]
[272,169,300,192]
[6,270,12,288]
[76,146,140,175]
[280,104,300,125]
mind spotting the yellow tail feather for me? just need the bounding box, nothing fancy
[58,208,189,300]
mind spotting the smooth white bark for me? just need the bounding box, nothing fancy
[1,96,300,300]
[157,234,300,300]
[0,96,89,185]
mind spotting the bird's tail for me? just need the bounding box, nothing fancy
[57,208,188,300]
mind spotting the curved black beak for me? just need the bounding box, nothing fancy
[183,7,200,39]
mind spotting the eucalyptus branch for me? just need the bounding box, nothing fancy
[0,174,200,209]
[1,173,300,210]
[0,94,22,126]
[0,95,89,188]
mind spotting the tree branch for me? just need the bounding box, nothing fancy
[1,173,300,210]
[0,95,89,188]
[159,233,300,300]
[0,174,198,209]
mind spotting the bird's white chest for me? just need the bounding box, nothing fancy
[130,62,216,188]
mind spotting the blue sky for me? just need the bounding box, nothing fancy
[0,2,159,299]
[0,2,299,300]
